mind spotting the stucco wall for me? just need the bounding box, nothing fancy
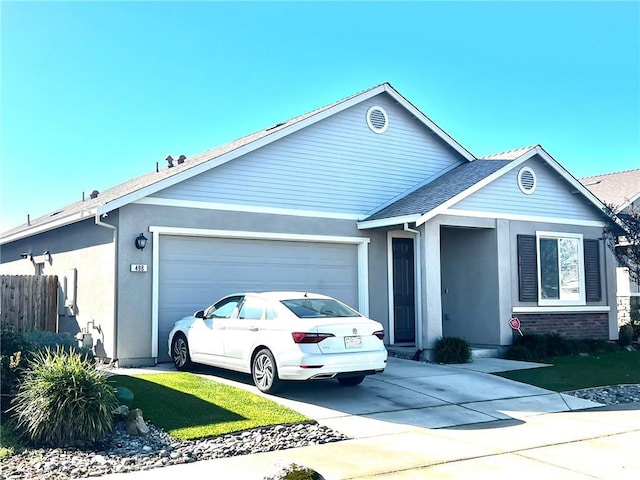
[114,203,389,365]
[440,226,499,345]
[0,217,117,358]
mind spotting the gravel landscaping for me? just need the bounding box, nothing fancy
[0,421,347,480]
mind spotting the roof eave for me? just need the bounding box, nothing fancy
[357,214,421,230]
[0,208,97,245]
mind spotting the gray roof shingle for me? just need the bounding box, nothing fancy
[364,160,511,221]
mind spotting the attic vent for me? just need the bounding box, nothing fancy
[517,167,537,195]
[177,154,186,165]
[366,106,388,134]
[90,190,99,199]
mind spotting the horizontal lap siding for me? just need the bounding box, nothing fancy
[517,313,609,339]
[453,158,599,221]
[152,94,465,215]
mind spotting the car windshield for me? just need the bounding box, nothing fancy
[281,298,360,318]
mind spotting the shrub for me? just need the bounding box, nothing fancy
[619,324,634,347]
[9,347,117,447]
[434,337,471,364]
[506,333,620,360]
[0,323,29,414]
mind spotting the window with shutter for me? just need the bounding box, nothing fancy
[517,233,601,305]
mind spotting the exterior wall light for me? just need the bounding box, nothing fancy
[135,233,148,251]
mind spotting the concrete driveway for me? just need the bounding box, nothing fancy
[252,357,601,437]
[109,356,601,436]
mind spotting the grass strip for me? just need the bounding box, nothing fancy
[495,350,640,392]
[109,373,309,440]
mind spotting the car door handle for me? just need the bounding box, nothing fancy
[249,327,259,332]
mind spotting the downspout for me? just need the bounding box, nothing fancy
[404,223,423,350]
[95,211,119,363]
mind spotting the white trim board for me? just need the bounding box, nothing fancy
[148,227,371,358]
[512,306,611,313]
[442,209,606,227]
[136,197,363,221]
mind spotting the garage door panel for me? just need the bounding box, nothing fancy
[157,236,360,362]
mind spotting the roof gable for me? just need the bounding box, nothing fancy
[359,145,610,228]
[1,83,475,243]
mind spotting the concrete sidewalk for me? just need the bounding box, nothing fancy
[100,357,640,479]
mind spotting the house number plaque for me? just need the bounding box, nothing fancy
[130,264,148,273]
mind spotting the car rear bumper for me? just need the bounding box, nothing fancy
[277,350,388,381]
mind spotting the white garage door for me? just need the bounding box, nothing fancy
[157,235,360,362]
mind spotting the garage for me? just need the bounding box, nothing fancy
[155,233,363,362]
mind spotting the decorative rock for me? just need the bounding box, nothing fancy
[0,421,347,480]
[112,404,130,419]
[126,408,150,436]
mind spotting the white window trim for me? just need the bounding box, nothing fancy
[536,231,586,306]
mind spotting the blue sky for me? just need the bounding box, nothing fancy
[1,1,639,233]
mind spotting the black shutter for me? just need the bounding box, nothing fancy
[518,235,538,302]
[584,239,601,302]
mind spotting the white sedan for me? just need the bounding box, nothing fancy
[168,292,387,393]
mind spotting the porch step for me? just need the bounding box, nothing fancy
[386,346,420,361]
[471,348,499,359]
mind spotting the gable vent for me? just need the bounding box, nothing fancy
[517,166,537,194]
[366,106,389,134]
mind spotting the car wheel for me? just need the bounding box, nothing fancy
[338,375,365,387]
[171,333,192,371]
[252,348,280,394]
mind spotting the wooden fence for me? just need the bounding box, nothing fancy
[1,275,58,332]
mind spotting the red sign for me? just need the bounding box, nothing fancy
[509,317,523,336]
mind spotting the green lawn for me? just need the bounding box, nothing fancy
[495,350,640,392]
[109,373,309,440]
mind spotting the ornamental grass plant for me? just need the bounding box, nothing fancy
[9,347,118,447]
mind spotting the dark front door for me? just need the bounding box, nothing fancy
[392,238,416,343]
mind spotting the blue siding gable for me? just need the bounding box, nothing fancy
[152,93,467,216]
[452,156,603,222]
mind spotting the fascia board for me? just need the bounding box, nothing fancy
[415,151,536,226]
[0,208,96,245]
[382,84,476,162]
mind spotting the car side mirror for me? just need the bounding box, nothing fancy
[194,310,205,319]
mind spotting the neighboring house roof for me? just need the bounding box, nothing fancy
[1,82,475,244]
[579,168,640,213]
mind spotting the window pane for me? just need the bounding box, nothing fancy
[238,298,265,320]
[540,238,559,299]
[559,238,580,300]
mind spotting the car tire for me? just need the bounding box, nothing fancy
[171,333,192,371]
[252,348,281,394]
[338,375,365,387]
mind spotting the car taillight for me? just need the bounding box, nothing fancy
[292,332,335,343]
[373,330,385,340]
